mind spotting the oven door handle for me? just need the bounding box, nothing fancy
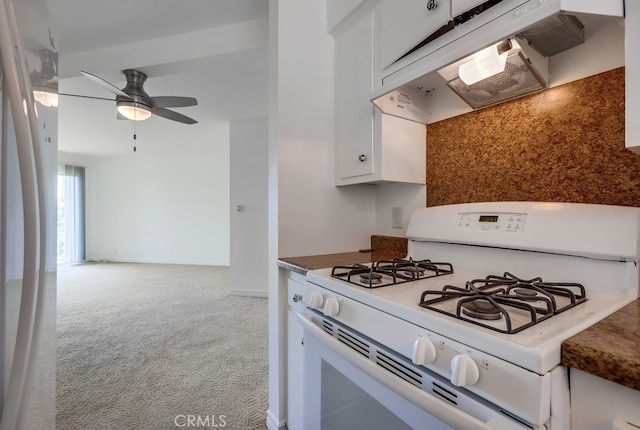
[297,313,508,430]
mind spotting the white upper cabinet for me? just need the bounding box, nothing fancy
[378,0,451,70]
[375,112,426,185]
[335,13,376,180]
[626,0,640,153]
[334,9,426,186]
[451,0,488,17]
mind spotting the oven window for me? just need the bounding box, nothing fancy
[320,360,412,430]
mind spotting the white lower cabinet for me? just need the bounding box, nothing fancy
[286,273,305,430]
[569,369,640,430]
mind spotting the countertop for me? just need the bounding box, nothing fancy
[277,250,408,275]
[278,252,374,275]
[277,235,408,275]
[562,299,640,391]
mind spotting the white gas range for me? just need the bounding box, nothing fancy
[299,202,640,430]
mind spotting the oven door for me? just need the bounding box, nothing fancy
[297,312,541,430]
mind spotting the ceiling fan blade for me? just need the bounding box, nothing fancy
[59,93,114,102]
[152,107,198,125]
[81,70,131,99]
[150,96,198,108]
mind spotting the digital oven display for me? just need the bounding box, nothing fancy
[479,215,499,223]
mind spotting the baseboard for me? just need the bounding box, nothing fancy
[229,289,268,298]
[83,258,230,266]
[266,409,285,430]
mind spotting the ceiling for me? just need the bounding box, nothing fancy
[49,0,269,156]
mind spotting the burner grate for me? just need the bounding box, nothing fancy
[331,258,453,288]
[375,259,454,279]
[419,272,587,334]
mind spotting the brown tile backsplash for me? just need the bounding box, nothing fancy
[370,235,407,260]
[426,67,640,207]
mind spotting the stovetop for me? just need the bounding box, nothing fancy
[304,245,638,374]
[329,258,591,334]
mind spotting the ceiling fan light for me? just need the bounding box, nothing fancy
[33,90,59,108]
[117,102,151,121]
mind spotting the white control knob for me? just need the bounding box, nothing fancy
[412,337,436,365]
[323,297,340,317]
[309,292,324,309]
[450,354,479,387]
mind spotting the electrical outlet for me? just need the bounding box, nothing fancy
[392,207,402,229]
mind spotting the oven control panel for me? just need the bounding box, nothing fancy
[454,212,527,233]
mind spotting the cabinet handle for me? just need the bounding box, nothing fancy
[292,294,302,303]
[358,154,367,162]
[426,0,438,11]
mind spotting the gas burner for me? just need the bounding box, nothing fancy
[461,300,502,320]
[374,258,454,280]
[360,272,383,285]
[331,258,454,288]
[402,266,426,278]
[513,288,537,297]
[330,264,394,288]
[469,272,587,313]
[419,272,587,334]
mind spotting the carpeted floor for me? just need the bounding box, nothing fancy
[56,262,268,430]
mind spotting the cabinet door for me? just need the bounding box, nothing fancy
[286,310,304,430]
[286,275,305,430]
[378,112,426,184]
[335,13,375,180]
[378,0,450,70]
[626,0,640,153]
[451,0,487,17]
[570,369,640,430]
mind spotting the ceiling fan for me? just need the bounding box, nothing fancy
[70,69,198,125]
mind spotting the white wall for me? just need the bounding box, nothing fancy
[326,0,368,32]
[59,123,231,266]
[230,118,268,296]
[274,0,376,259]
[268,0,379,427]
[374,183,426,237]
[266,0,430,426]
[273,0,426,258]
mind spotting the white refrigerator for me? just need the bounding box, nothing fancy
[0,0,57,428]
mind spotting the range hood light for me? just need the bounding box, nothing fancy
[458,44,508,85]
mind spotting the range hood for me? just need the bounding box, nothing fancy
[437,37,549,109]
[371,0,624,124]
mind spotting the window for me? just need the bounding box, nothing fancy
[57,164,85,264]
